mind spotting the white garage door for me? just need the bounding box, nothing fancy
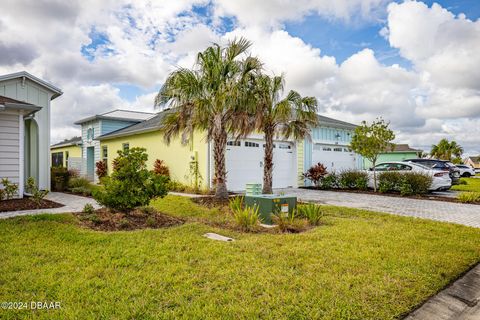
[312,144,356,172]
[226,139,295,191]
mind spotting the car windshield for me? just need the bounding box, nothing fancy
[446,162,456,168]
[412,163,431,170]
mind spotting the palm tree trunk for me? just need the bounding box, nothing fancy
[262,126,274,194]
[212,117,228,200]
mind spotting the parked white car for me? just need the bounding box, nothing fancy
[455,164,476,177]
[367,161,452,191]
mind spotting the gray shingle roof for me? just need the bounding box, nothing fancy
[96,112,168,140]
[317,115,357,129]
[386,144,422,153]
[51,136,82,148]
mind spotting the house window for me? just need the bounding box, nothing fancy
[122,143,129,152]
[51,152,63,167]
[65,151,69,167]
[263,144,276,148]
[227,141,241,146]
[102,146,108,160]
[245,141,259,147]
[87,128,94,140]
[322,147,332,151]
[278,144,291,149]
[333,147,342,152]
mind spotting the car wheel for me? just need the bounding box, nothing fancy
[462,173,471,177]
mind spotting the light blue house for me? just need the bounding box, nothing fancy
[74,110,154,182]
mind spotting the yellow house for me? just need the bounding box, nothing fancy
[50,137,82,168]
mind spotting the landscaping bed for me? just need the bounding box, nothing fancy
[75,207,184,231]
[0,197,63,212]
[2,195,480,319]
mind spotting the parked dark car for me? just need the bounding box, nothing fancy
[404,159,461,185]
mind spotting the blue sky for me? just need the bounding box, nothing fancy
[78,0,480,102]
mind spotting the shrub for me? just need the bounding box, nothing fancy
[458,192,480,203]
[1,178,18,200]
[167,180,211,195]
[338,170,369,190]
[303,163,328,186]
[153,159,170,177]
[272,210,309,233]
[96,160,108,179]
[458,179,468,185]
[70,187,92,197]
[92,147,169,212]
[26,177,48,206]
[51,167,70,191]
[68,169,80,178]
[297,203,324,226]
[69,177,92,189]
[229,196,243,213]
[378,171,403,193]
[232,205,261,232]
[400,172,432,196]
[83,203,95,214]
[320,173,338,190]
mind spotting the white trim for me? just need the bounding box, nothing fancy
[18,114,24,198]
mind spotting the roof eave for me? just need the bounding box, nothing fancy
[0,71,63,100]
[2,102,42,116]
[96,127,160,140]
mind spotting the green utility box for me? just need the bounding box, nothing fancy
[245,183,262,196]
[245,195,297,224]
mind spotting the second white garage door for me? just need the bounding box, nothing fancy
[312,144,357,172]
[226,139,295,191]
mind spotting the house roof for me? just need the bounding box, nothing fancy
[467,156,480,163]
[96,111,168,140]
[317,115,357,129]
[50,136,82,149]
[74,109,155,125]
[385,144,422,153]
[0,95,41,116]
[0,71,63,99]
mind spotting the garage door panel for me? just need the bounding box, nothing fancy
[312,144,356,172]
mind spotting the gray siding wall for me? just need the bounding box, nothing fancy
[0,78,51,191]
[0,112,20,195]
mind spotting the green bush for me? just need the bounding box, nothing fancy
[69,177,92,189]
[400,172,432,196]
[272,210,309,233]
[378,171,403,193]
[70,187,92,197]
[26,177,48,206]
[338,170,369,190]
[320,173,338,189]
[232,205,261,232]
[83,203,95,214]
[0,178,18,200]
[297,203,324,226]
[167,180,211,195]
[51,167,71,191]
[229,196,243,213]
[92,148,169,212]
[457,192,480,203]
[458,179,468,185]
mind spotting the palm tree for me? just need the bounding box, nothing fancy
[252,74,318,194]
[430,138,464,161]
[155,38,261,200]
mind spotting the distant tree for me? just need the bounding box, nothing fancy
[430,138,463,161]
[350,118,395,192]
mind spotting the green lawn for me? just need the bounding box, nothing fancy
[1,195,480,319]
[452,177,480,192]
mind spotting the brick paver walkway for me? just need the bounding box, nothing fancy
[277,188,480,228]
[0,192,100,219]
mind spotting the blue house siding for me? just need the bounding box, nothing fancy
[100,120,138,136]
[311,127,353,144]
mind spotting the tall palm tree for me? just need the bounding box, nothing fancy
[252,74,318,194]
[430,138,464,161]
[155,38,262,200]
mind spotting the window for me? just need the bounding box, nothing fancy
[122,143,129,152]
[87,127,95,140]
[102,146,108,160]
[65,151,69,167]
[322,147,332,151]
[278,144,291,149]
[333,147,342,152]
[373,163,390,171]
[51,152,63,167]
[227,141,241,146]
[245,141,259,147]
[263,144,276,148]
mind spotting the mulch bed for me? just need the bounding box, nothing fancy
[75,207,185,231]
[299,187,480,205]
[0,197,64,212]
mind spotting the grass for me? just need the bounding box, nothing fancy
[1,195,480,319]
[452,177,480,192]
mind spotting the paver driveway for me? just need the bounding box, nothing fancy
[277,188,480,228]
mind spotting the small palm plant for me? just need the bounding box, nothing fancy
[230,198,261,232]
[297,203,324,226]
